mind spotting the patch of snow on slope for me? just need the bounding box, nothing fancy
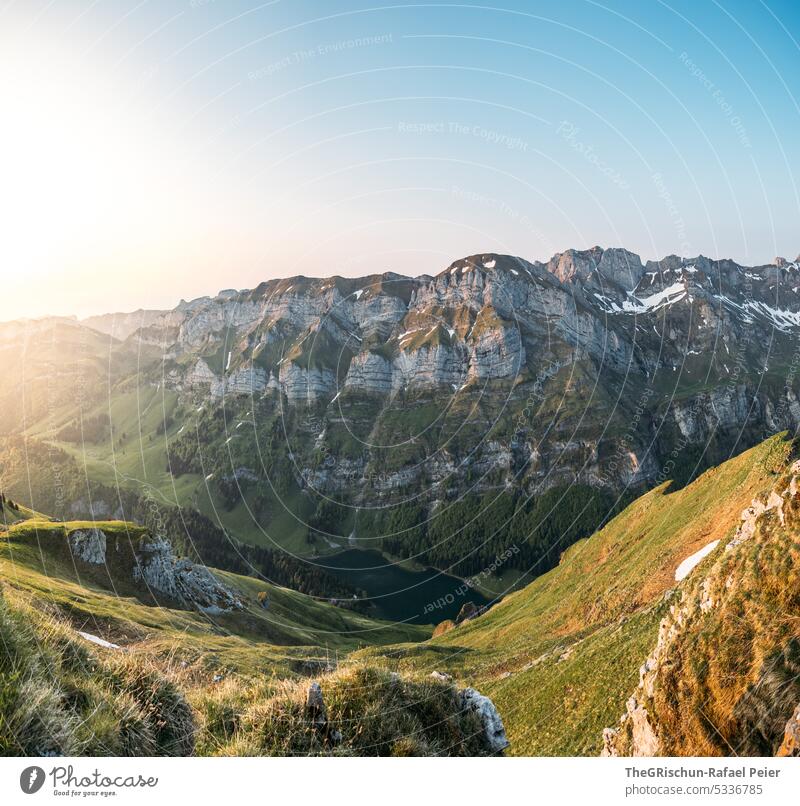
[77,631,121,650]
[623,281,687,313]
[484,259,496,269]
[593,293,623,313]
[744,301,800,332]
[675,540,720,581]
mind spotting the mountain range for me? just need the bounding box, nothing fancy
[2,246,799,594]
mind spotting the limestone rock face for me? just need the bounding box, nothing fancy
[459,687,510,753]
[344,351,393,394]
[133,537,243,613]
[69,528,107,565]
[279,361,336,404]
[467,324,524,381]
[393,342,468,389]
[116,248,800,516]
[220,364,268,397]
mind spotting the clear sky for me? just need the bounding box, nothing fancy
[2,0,799,320]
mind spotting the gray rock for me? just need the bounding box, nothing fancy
[459,686,510,753]
[69,528,107,564]
[305,681,328,729]
[133,537,243,612]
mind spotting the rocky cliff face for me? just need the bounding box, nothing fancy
[120,249,800,500]
[133,537,243,614]
[67,527,242,614]
[603,457,800,757]
[140,249,800,402]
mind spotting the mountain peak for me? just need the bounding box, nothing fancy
[541,246,644,291]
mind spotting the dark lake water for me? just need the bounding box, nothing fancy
[321,549,490,625]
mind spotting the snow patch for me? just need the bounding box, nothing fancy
[623,281,687,313]
[77,631,120,650]
[744,300,800,332]
[675,540,720,581]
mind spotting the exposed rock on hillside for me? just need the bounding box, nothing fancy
[133,537,243,613]
[69,528,107,565]
[67,526,242,614]
[459,687,510,753]
[603,459,800,756]
[778,704,800,756]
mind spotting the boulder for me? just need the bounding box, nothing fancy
[459,687,510,753]
[455,601,479,624]
[305,681,328,730]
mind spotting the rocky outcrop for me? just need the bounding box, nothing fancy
[278,361,336,404]
[603,459,800,756]
[344,351,393,394]
[394,341,468,389]
[306,681,328,730]
[455,601,480,624]
[225,365,268,396]
[458,686,510,753]
[68,528,107,565]
[185,358,218,389]
[133,537,243,613]
[602,697,661,757]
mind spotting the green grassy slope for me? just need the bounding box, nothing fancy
[0,515,496,758]
[0,517,427,681]
[356,434,796,755]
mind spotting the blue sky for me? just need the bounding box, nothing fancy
[2,0,799,317]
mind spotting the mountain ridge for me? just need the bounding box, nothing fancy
[77,245,800,332]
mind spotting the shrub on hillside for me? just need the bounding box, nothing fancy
[212,665,490,756]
